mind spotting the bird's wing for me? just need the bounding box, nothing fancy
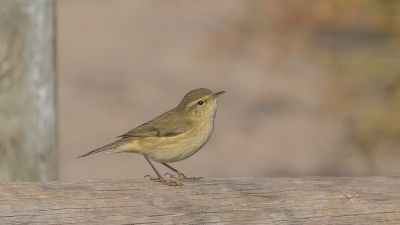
[117,112,191,138]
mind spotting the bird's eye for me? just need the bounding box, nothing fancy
[197,100,204,106]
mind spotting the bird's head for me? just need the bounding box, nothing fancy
[176,88,225,120]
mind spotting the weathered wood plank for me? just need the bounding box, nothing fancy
[0,177,400,224]
[0,0,57,181]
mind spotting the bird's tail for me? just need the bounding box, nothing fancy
[77,140,124,158]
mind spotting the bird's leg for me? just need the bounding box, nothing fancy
[144,156,182,186]
[162,163,203,180]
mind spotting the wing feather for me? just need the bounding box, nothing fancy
[117,110,190,138]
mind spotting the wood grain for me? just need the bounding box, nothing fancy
[1,177,399,224]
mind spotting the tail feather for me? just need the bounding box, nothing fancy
[77,140,122,158]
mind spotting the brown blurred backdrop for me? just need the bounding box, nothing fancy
[57,0,400,181]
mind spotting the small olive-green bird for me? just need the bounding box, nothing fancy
[78,88,225,186]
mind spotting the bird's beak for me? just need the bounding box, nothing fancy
[211,91,226,99]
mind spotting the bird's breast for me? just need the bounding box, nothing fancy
[141,118,215,163]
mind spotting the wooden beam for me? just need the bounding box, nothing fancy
[0,0,57,181]
[0,177,399,224]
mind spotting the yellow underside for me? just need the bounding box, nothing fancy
[108,124,213,163]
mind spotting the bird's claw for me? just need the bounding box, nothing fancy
[144,175,160,182]
[164,173,177,179]
[164,172,204,181]
[144,174,183,186]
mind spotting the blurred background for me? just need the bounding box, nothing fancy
[57,0,400,181]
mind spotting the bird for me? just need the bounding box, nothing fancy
[78,88,225,186]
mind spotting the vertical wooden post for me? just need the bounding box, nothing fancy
[0,0,57,181]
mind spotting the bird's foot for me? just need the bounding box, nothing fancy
[144,175,183,187]
[164,172,204,180]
